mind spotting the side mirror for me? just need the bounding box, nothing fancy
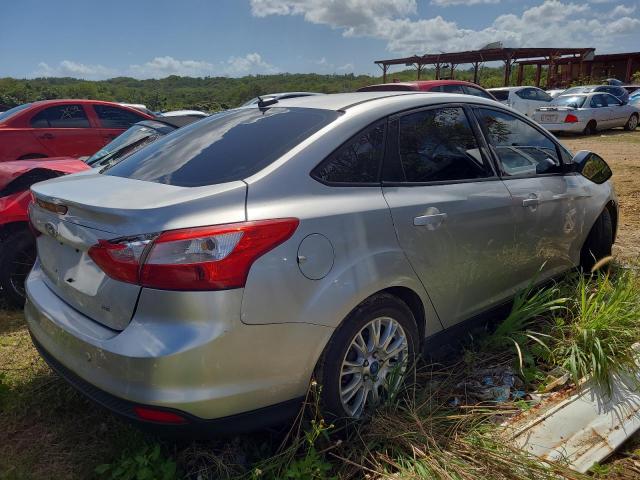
[571,150,612,184]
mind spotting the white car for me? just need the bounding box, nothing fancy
[546,89,566,99]
[488,87,553,117]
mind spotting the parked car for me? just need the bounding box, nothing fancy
[533,92,639,134]
[561,85,630,104]
[629,91,640,108]
[357,80,496,100]
[0,117,199,307]
[0,159,90,306]
[488,86,553,117]
[623,85,640,95]
[0,99,154,163]
[26,92,616,432]
[242,92,324,106]
[159,110,208,118]
[546,89,566,99]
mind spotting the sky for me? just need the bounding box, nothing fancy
[1,0,639,80]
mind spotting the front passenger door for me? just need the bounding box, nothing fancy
[382,105,516,327]
[474,107,590,282]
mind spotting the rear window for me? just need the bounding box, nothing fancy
[552,95,586,108]
[491,90,509,101]
[105,107,340,187]
[0,103,32,122]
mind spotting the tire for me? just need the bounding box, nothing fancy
[624,114,638,131]
[583,120,597,136]
[318,293,419,419]
[0,228,36,308]
[580,209,613,273]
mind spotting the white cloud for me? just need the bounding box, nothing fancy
[129,56,214,78]
[35,60,115,79]
[249,0,640,54]
[431,0,500,6]
[222,52,279,75]
[608,4,636,17]
[337,63,355,71]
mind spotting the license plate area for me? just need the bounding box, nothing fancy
[541,114,557,123]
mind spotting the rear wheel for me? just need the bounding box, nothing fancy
[583,120,597,136]
[0,228,36,307]
[624,114,638,131]
[318,293,419,419]
[580,209,613,273]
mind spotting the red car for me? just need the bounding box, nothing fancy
[357,80,496,100]
[0,99,154,162]
[0,158,90,306]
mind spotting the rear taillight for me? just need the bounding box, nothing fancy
[88,219,299,291]
[564,114,579,123]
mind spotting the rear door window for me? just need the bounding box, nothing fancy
[105,107,340,187]
[476,108,562,176]
[439,84,465,94]
[393,107,492,183]
[94,105,147,129]
[590,95,607,108]
[312,120,385,184]
[30,104,90,128]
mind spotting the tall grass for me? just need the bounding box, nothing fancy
[554,270,640,394]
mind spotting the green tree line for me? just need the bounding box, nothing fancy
[0,65,594,112]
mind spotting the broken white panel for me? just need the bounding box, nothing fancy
[504,371,640,473]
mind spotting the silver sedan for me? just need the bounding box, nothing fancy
[533,92,639,134]
[25,92,617,433]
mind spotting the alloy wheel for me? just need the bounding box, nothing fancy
[339,316,409,417]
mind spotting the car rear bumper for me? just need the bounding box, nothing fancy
[537,122,586,133]
[25,261,333,425]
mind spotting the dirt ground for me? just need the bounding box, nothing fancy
[560,130,640,262]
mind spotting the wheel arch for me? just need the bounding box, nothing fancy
[604,199,618,244]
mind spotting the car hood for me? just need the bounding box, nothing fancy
[0,157,90,190]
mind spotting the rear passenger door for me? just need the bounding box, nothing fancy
[92,105,148,146]
[589,94,612,129]
[473,107,590,281]
[382,105,517,327]
[29,104,101,158]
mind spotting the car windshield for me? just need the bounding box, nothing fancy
[490,90,509,101]
[552,95,586,108]
[0,103,32,122]
[105,107,341,187]
[86,122,172,167]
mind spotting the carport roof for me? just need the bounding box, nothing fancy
[375,47,595,67]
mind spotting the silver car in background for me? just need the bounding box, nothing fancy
[533,92,639,134]
[25,92,617,433]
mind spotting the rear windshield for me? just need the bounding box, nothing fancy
[491,90,509,101]
[105,107,340,187]
[552,95,586,108]
[0,103,32,122]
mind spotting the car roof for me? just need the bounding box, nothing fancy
[272,91,499,114]
[487,87,524,92]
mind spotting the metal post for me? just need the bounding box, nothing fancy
[450,63,455,80]
[626,57,633,83]
[535,64,542,87]
[435,63,441,80]
[516,63,524,86]
[503,59,512,86]
[473,62,480,84]
[416,63,422,80]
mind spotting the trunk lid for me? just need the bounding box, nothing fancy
[30,173,246,330]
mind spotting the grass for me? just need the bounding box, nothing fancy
[1,266,640,479]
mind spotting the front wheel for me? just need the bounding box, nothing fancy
[0,228,36,307]
[318,293,419,419]
[580,209,613,273]
[624,114,638,131]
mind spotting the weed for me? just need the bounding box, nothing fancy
[95,444,177,480]
[554,270,640,394]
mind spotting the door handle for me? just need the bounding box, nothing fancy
[522,197,539,208]
[38,133,55,140]
[414,212,447,228]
